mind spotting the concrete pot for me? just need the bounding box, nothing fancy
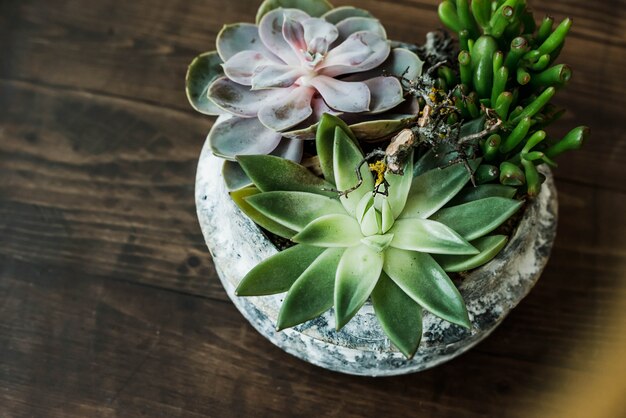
[196,142,558,376]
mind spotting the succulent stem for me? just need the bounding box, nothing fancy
[495,92,514,120]
[537,18,572,56]
[501,116,531,153]
[544,126,589,158]
[530,64,572,88]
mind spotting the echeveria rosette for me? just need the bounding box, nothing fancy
[233,115,523,358]
[186,0,423,191]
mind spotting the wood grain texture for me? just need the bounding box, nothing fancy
[0,0,625,417]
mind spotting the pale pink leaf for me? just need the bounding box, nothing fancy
[364,76,404,114]
[251,64,306,90]
[208,77,281,117]
[318,31,390,77]
[258,86,315,131]
[209,115,282,160]
[309,75,370,112]
[217,23,279,62]
[223,51,275,86]
[259,9,310,66]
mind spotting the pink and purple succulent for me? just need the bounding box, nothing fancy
[186,3,423,189]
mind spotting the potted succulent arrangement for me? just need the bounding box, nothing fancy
[188,0,587,376]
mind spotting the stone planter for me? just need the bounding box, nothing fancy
[196,140,558,376]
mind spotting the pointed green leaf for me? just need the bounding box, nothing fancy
[446,184,517,206]
[381,198,395,233]
[361,234,394,253]
[223,161,252,191]
[236,245,325,296]
[371,272,423,359]
[360,206,380,236]
[401,159,480,220]
[355,193,374,224]
[186,51,224,116]
[383,248,471,328]
[413,144,456,177]
[390,219,478,255]
[246,191,346,232]
[237,155,336,197]
[380,150,413,219]
[316,114,358,185]
[292,214,362,247]
[230,187,295,239]
[431,197,523,241]
[334,128,374,216]
[335,244,384,329]
[277,247,345,330]
[435,235,508,272]
[389,150,415,208]
[256,0,334,23]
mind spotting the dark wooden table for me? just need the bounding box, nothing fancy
[1,0,625,417]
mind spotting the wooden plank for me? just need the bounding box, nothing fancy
[0,247,622,418]
[1,0,625,416]
[0,79,225,300]
[1,0,624,189]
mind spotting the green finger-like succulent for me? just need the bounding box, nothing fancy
[435,0,588,196]
[234,115,522,358]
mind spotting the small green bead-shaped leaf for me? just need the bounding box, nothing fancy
[431,197,524,241]
[230,187,295,239]
[256,0,334,24]
[446,184,517,206]
[246,191,346,232]
[383,248,471,328]
[333,128,374,217]
[238,155,336,197]
[292,214,362,247]
[390,219,478,255]
[401,159,480,220]
[277,247,345,330]
[335,244,384,329]
[435,235,508,272]
[316,114,357,186]
[371,272,423,359]
[186,51,224,115]
[237,244,326,296]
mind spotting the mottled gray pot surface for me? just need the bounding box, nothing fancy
[196,144,558,377]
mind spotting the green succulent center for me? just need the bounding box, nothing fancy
[361,233,395,252]
[355,193,398,252]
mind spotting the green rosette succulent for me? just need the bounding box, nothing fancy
[233,115,523,358]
